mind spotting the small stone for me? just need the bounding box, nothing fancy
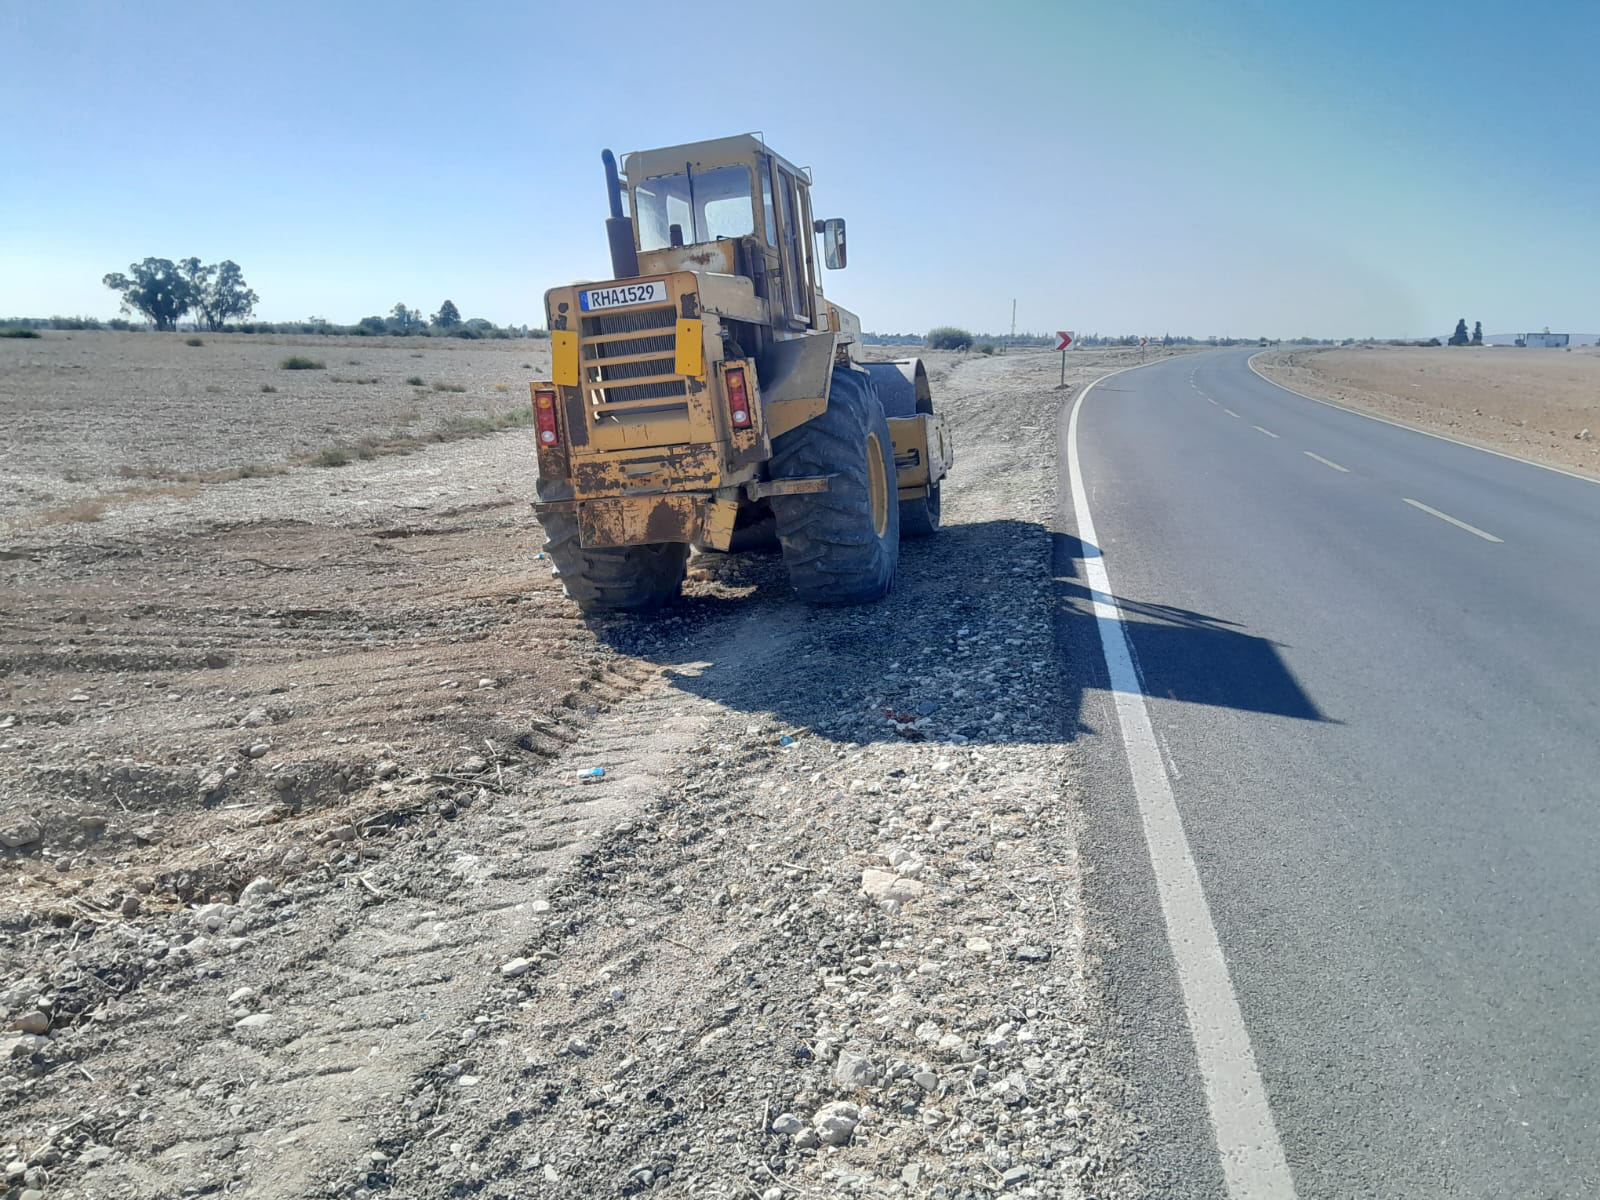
[5,1034,50,1058]
[240,877,275,905]
[120,894,141,917]
[530,899,551,913]
[78,814,108,833]
[832,1050,876,1090]
[770,1113,803,1136]
[374,760,399,780]
[12,1012,48,1035]
[329,824,357,842]
[79,1144,114,1166]
[860,867,924,906]
[913,1070,939,1092]
[0,818,42,849]
[1001,1165,1030,1186]
[247,743,270,759]
[794,1128,821,1150]
[460,755,489,774]
[240,707,271,728]
[1014,944,1051,963]
[964,936,993,953]
[227,987,255,1005]
[813,1101,860,1147]
[901,1164,924,1188]
[477,677,497,689]
[564,1036,592,1056]
[69,693,90,702]
[500,957,532,979]
[233,1013,273,1029]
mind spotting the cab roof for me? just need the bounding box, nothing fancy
[621,134,808,185]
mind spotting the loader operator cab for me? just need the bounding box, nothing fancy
[617,138,846,335]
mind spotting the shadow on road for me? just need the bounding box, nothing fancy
[580,520,1329,747]
[1052,532,1331,728]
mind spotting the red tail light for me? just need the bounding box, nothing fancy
[534,389,560,448]
[725,367,751,430]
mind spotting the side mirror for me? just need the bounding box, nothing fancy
[813,217,847,269]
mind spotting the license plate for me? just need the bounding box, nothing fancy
[578,281,667,312]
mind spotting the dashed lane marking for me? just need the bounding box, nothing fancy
[1304,451,1349,473]
[1402,497,1503,542]
[1254,426,1279,439]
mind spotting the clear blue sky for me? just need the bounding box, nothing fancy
[3,0,1595,339]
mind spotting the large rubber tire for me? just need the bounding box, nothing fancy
[541,509,688,613]
[899,481,941,537]
[769,367,899,605]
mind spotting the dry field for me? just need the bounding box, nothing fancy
[0,335,1195,1199]
[0,331,552,525]
[1258,344,1600,477]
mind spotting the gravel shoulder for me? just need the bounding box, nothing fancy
[2,344,1185,1199]
[1256,345,1600,478]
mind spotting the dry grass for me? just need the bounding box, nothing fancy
[307,407,532,468]
[33,483,202,526]
[432,381,468,393]
[117,463,288,485]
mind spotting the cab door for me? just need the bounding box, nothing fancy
[769,158,815,331]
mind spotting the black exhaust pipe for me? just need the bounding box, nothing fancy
[601,149,639,279]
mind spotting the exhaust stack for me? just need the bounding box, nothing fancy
[601,149,639,279]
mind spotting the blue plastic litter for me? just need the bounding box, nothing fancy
[778,735,795,747]
[580,767,605,778]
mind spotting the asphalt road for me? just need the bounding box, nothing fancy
[1058,349,1600,1199]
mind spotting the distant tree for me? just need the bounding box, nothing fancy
[389,303,422,334]
[356,315,387,335]
[432,300,462,329]
[102,258,198,331]
[926,326,973,351]
[190,260,258,331]
[1449,318,1470,346]
[1472,320,1483,345]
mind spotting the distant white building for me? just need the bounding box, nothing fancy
[1523,332,1570,347]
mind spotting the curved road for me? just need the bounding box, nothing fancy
[1058,349,1600,1198]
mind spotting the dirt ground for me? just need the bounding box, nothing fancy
[0,332,552,524]
[1,335,1187,1200]
[1256,345,1600,477]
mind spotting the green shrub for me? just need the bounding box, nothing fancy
[260,384,278,393]
[432,380,467,393]
[1,328,41,339]
[280,355,325,370]
[405,375,425,386]
[312,447,351,467]
[185,336,204,347]
[977,342,995,355]
[926,326,973,351]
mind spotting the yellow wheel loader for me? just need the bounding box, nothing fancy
[530,134,952,611]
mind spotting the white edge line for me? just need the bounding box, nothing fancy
[1247,352,1600,488]
[1402,497,1503,542]
[1303,451,1349,473]
[1066,362,1298,1199]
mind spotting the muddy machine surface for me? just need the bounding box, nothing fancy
[531,134,952,611]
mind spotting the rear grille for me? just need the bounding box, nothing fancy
[578,305,688,422]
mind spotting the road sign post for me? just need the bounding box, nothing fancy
[1056,330,1074,386]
